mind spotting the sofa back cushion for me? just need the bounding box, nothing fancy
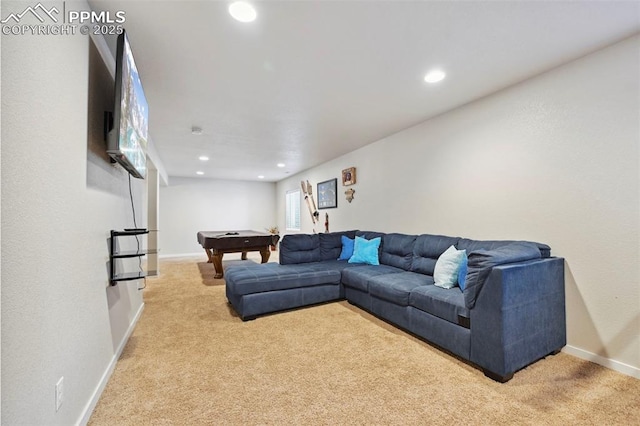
[457,238,551,258]
[379,233,417,271]
[410,234,460,276]
[279,234,320,264]
[355,230,386,241]
[319,230,358,261]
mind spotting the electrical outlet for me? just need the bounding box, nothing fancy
[55,377,64,412]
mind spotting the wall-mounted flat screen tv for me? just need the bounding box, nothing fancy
[107,30,148,179]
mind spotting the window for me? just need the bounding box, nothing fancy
[285,189,301,231]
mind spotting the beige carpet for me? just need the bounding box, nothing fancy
[89,256,640,425]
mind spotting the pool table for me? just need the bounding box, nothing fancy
[197,230,280,278]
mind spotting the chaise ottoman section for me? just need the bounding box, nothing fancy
[225,262,343,320]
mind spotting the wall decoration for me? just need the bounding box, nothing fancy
[317,178,338,209]
[301,180,319,224]
[345,188,355,203]
[342,167,356,186]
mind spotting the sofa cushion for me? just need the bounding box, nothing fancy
[349,236,382,265]
[457,238,551,258]
[225,262,341,296]
[379,233,417,271]
[410,234,460,275]
[341,264,404,292]
[409,284,469,325]
[279,234,320,265]
[368,272,432,306]
[463,241,542,309]
[434,245,467,289]
[317,259,364,272]
[320,230,357,261]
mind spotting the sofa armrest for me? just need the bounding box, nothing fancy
[464,242,542,309]
[469,257,566,380]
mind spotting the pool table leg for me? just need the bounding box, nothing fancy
[203,248,225,279]
[204,248,213,263]
[211,249,224,279]
[260,247,271,264]
[203,246,270,279]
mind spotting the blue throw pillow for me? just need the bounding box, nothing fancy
[338,235,355,260]
[348,236,381,265]
[458,254,468,291]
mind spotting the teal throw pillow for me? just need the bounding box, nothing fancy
[338,236,355,260]
[434,245,466,289]
[348,236,381,265]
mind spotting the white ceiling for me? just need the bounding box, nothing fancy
[89,0,640,182]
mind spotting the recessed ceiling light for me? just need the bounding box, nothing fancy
[229,1,257,22]
[258,175,265,179]
[277,163,285,168]
[424,69,446,83]
[191,126,203,135]
[199,155,209,161]
[196,171,204,175]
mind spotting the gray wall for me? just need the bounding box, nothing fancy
[2,4,149,424]
[159,177,277,256]
[277,35,640,376]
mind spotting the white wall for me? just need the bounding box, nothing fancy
[159,177,277,256]
[1,2,150,423]
[277,35,640,376]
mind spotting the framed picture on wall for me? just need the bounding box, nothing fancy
[317,178,338,209]
[342,167,356,186]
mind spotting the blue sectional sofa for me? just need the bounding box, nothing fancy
[225,230,566,382]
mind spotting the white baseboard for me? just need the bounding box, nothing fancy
[159,252,204,259]
[76,302,145,426]
[563,345,640,379]
[159,252,268,260]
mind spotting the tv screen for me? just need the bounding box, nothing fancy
[107,30,148,179]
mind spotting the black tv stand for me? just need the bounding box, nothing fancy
[109,229,156,285]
